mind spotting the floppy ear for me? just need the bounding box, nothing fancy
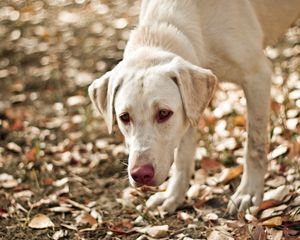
[88,71,121,134]
[168,57,218,127]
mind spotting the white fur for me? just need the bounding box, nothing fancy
[89,0,300,214]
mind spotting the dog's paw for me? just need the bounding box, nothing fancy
[146,192,184,213]
[227,183,263,215]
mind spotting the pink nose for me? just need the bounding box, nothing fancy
[130,164,154,185]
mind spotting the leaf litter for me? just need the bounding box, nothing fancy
[0,0,299,239]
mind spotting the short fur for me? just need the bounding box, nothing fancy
[89,0,300,214]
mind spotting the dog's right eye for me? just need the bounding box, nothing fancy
[119,113,130,124]
[157,109,173,123]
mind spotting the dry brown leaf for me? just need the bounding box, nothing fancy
[77,213,97,226]
[28,214,54,229]
[259,199,281,211]
[42,177,54,186]
[205,115,217,126]
[262,216,282,227]
[233,115,246,127]
[200,157,223,172]
[218,165,243,183]
[271,100,281,112]
[26,147,37,162]
[108,219,133,235]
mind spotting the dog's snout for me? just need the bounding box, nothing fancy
[130,164,154,185]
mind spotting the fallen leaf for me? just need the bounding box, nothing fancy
[13,190,33,199]
[266,176,286,188]
[42,177,54,186]
[245,213,257,222]
[177,211,192,222]
[218,165,243,183]
[291,195,300,206]
[203,213,219,222]
[48,206,73,213]
[200,157,223,172]
[76,213,97,226]
[53,177,69,187]
[263,185,290,202]
[259,199,281,211]
[262,216,282,227]
[233,115,246,127]
[1,178,19,188]
[0,173,14,182]
[187,184,202,199]
[286,118,298,130]
[26,147,37,161]
[268,145,288,159]
[66,199,90,212]
[28,214,55,229]
[289,89,300,99]
[10,120,24,131]
[108,219,133,235]
[260,204,288,219]
[135,225,169,238]
[7,142,22,153]
[52,230,68,240]
[205,115,217,126]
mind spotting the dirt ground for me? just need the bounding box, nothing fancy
[0,1,299,239]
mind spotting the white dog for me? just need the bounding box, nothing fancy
[89,0,300,214]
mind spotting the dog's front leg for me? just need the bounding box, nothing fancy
[228,58,272,214]
[146,127,197,213]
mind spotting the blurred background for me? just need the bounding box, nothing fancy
[0,0,299,239]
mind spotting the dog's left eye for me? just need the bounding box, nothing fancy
[157,109,173,123]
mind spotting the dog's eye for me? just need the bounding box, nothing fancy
[119,113,130,124]
[157,109,173,123]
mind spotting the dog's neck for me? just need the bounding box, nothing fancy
[124,22,202,66]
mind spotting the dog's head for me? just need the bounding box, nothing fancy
[89,50,217,187]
